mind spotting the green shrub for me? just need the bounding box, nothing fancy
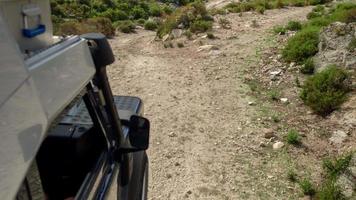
[131,6,148,19]
[149,4,163,17]
[287,169,298,182]
[299,178,316,196]
[268,89,281,101]
[313,5,325,13]
[144,20,158,30]
[323,153,352,178]
[286,20,302,31]
[317,179,345,200]
[137,18,146,25]
[300,66,350,116]
[115,20,136,33]
[273,25,286,35]
[286,129,301,145]
[86,17,115,37]
[307,11,323,19]
[273,0,285,8]
[190,20,212,33]
[163,5,173,15]
[99,9,128,21]
[300,58,315,74]
[184,30,193,39]
[256,5,265,14]
[282,27,319,63]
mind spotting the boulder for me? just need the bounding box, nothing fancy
[314,22,356,71]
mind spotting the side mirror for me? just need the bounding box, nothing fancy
[122,115,150,151]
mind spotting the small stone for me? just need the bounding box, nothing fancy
[269,69,282,76]
[248,101,255,105]
[166,174,172,179]
[290,62,296,67]
[259,142,266,147]
[273,141,284,149]
[171,29,183,38]
[162,34,169,41]
[186,190,192,195]
[168,132,176,137]
[174,162,180,166]
[329,130,347,145]
[280,98,288,103]
[264,129,275,139]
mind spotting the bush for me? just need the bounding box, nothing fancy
[286,129,301,145]
[282,27,319,63]
[115,20,136,33]
[299,178,316,196]
[144,20,158,30]
[57,17,115,37]
[300,66,350,116]
[86,17,115,37]
[256,6,265,14]
[287,169,298,182]
[273,25,286,35]
[307,11,323,19]
[184,30,193,39]
[149,4,163,17]
[190,20,212,33]
[317,179,345,200]
[131,6,148,19]
[313,5,325,13]
[163,5,173,15]
[99,9,129,21]
[301,58,315,74]
[323,153,352,178]
[268,89,281,101]
[286,20,302,31]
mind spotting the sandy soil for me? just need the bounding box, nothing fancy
[108,6,315,200]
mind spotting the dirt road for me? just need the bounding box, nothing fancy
[108,6,312,199]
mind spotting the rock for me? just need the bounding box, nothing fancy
[314,22,356,71]
[290,62,296,68]
[197,45,219,52]
[186,190,192,195]
[336,174,354,198]
[168,132,176,137]
[269,69,282,76]
[280,98,288,103]
[329,130,347,145]
[273,141,284,149]
[177,23,184,29]
[171,29,183,38]
[248,101,255,105]
[264,129,275,139]
[162,34,169,41]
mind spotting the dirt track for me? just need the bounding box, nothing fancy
[108,6,312,200]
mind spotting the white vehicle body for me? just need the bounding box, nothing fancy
[0,1,96,198]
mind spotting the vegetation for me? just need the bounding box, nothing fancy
[218,18,231,29]
[273,25,286,35]
[223,0,332,15]
[286,129,301,145]
[51,0,176,35]
[115,20,136,33]
[144,20,158,30]
[300,65,350,116]
[282,2,356,63]
[323,153,352,178]
[286,20,302,31]
[157,1,213,37]
[282,26,320,63]
[287,169,298,182]
[268,89,281,101]
[299,178,316,196]
[300,58,315,74]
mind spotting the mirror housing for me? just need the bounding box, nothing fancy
[121,115,150,151]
